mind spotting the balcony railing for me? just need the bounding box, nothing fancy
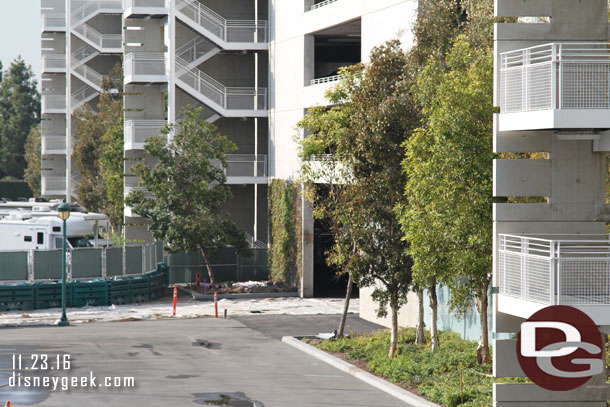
[42,176,67,195]
[225,154,267,178]
[310,0,339,11]
[310,75,341,86]
[124,0,167,8]
[500,43,610,114]
[42,135,67,154]
[42,95,66,112]
[42,13,66,31]
[124,53,168,81]
[42,55,66,72]
[498,234,610,306]
[71,0,122,25]
[124,120,166,149]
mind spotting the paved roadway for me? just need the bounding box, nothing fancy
[0,315,408,407]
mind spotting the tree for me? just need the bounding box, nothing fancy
[72,63,124,233]
[299,42,417,357]
[24,124,41,196]
[72,63,123,209]
[297,75,357,338]
[401,37,494,363]
[0,58,40,179]
[125,106,251,287]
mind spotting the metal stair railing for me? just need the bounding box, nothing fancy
[176,56,267,111]
[72,45,99,67]
[72,22,122,50]
[72,58,104,89]
[176,0,268,43]
[71,85,99,110]
[176,37,219,66]
[71,0,122,27]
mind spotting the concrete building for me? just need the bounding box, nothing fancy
[493,0,610,405]
[41,0,123,199]
[40,0,417,297]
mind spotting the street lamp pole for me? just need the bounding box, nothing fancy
[58,202,71,327]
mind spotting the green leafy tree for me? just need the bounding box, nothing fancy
[0,58,40,179]
[24,124,41,196]
[299,42,417,356]
[72,63,123,232]
[402,37,493,363]
[126,106,251,287]
[297,75,356,337]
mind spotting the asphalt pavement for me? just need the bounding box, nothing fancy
[0,315,406,407]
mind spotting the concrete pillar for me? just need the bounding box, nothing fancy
[301,192,314,297]
[303,34,315,86]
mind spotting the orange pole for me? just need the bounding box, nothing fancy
[214,291,218,318]
[172,285,178,316]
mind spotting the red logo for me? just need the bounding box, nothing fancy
[517,306,603,391]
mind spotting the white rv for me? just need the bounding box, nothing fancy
[0,202,111,247]
[0,215,93,251]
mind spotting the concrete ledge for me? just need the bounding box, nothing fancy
[177,286,299,301]
[281,336,440,407]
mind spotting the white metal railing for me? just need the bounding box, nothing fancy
[42,95,66,112]
[125,120,166,147]
[500,43,610,113]
[310,0,339,11]
[225,154,267,178]
[72,58,103,88]
[42,135,67,153]
[42,176,67,194]
[124,0,167,8]
[124,53,168,79]
[42,55,66,72]
[310,75,341,86]
[176,56,267,111]
[72,45,98,66]
[72,85,99,110]
[498,234,610,306]
[72,22,122,50]
[42,13,66,31]
[176,37,218,66]
[71,0,122,25]
[176,0,268,43]
[245,232,267,249]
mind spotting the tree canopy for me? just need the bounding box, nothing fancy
[0,58,40,180]
[126,106,251,286]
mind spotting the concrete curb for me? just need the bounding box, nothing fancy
[177,286,299,301]
[282,336,440,407]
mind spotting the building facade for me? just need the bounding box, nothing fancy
[40,0,417,296]
[493,0,610,405]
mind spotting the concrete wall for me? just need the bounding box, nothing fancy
[215,118,269,155]
[221,185,269,242]
[124,84,167,120]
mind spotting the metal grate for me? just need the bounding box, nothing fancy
[499,43,610,113]
[498,234,610,306]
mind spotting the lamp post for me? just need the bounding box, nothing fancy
[58,202,71,327]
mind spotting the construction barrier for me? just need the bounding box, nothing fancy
[0,264,170,311]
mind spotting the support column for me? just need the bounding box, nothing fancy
[301,191,314,297]
[65,0,72,201]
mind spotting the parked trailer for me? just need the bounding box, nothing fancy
[0,202,111,247]
[0,215,93,251]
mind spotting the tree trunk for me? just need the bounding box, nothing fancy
[477,280,491,364]
[415,288,425,345]
[337,271,353,338]
[429,285,439,352]
[200,247,216,288]
[388,300,399,358]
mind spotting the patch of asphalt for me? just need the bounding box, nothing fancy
[234,313,386,340]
